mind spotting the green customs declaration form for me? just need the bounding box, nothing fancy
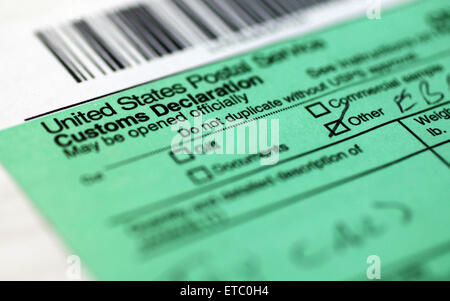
[0,0,449,280]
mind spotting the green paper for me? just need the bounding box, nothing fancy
[0,0,449,280]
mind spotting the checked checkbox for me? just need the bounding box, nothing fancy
[324,119,351,137]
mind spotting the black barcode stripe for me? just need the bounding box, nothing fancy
[47,29,89,81]
[164,2,207,43]
[51,29,94,79]
[73,20,124,71]
[276,0,296,15]
[172,0,218,40]
[36,31,83,83]
[83,19,130,70]
[222,1,253,26]
[256,0,280,19]
[108,12,152,61]
[119,9,160,56]
[277,0,301,12]
[230,0,261,25]
[273,0,294,16]
[148,4,194,47]
[289,0,309,10]
[116,10,158,58]
[99,16,141,65]
[260,1,284,20]
[251,0,278,20]
[260,0,285,17]
[62,25,107,75]
[36,0,341,83]
[122,8,166,56]
[131,7,174,54]
[135,5,185,53]
[47,29,88,81]
[200,0,240,32]
[140,5,186,51]
[88,17,132,69]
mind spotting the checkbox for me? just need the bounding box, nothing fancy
[169,147,195,165]
[324,119,351,136]
[305,102,331,118]
[187,166,214,185]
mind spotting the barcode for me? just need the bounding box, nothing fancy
[36,0,338,83]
